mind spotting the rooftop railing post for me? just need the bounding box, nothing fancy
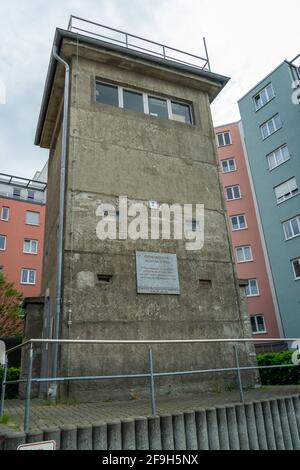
[233,345,244,403]
[125,33,129,48]
[24,343,33,433]
[0,354,8,417]
[162,45,166,60]
[148,347,156,415]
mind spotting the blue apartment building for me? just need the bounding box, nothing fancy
[238,56,300,338]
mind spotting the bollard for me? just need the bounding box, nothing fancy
[160,415,174,450]
[285,397,300,450]
[61,425,77,450]
[77,424,93,450]
[292,396,300,435]
[92,422,107,450]
[107,421,122,450]
[261,400,276,450]
[135,417,149,450]
[253,401,268,450]
[172,413,186,450]
[43,428,61,450]
[122,419,136,450]
[269,399,284,450]
[4,432,26,450]
[277,398,293,450]
[195,409,209,450]
[235,404,249,450]
[184,411,197,450]
[26,429,44,444]
[244,403,259,450]
[216,407,230,450]
[148,416,162,450]
[226,405,240,450]
[206,408,220,450]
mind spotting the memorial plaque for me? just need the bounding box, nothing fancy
[136,251,180,295]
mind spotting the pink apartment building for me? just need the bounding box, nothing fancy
[215,122,282,350]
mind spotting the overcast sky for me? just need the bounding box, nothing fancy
[0,0,299,179]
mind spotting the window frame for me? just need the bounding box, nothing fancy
[20,268,36,285]
[25,211,40,226]
[267,144,290,171]
[230,214,247,231]
[0,207,9,221]
[217,131,232,147]
[283,215,300,241]
[274,177,299,205]
[251,315,267,335]
[253,83,275,111]
[245,279,260,297]
[260,114,282,140]
[221,158,237,173]
[235,245,253,263]
[95,80,193,125]
[0,235,7,251]
[23,239,38,255]
[226,185,241,201]
[292,258,300,280]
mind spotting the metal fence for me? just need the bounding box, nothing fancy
[0,337,299,433]
[67,15,211,71]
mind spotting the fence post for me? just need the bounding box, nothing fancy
[233,345,244,403]
[148,347,156,416]
[0,354,8,417]
[24,343,34,433]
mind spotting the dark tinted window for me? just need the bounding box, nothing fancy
[148,96,168,119]
[171,101,192,124]
[123,90,144,113]
[96,83,119,107]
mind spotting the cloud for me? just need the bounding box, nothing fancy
[0,0,299,177]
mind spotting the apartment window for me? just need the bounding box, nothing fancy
[226,185,241,200]
[236,245,253,263]
[267,144,290,170]
[254,84,275,111]
[23,239,38,254]
[231,214,247,231]
[96,82,119,107]
[260,114,282,140]
[292,258,300,280]
[123,89,144,113]
[251,315,266,334]
[27,190,35,201]
[217,131,232,147]
[95,80,193,124]
[13,187,21,198]
[283,215,300,240]
[0,207,9,221]
[245,279,259,297]
[26,211,40,225]
[221,159,236,173]
[171,101,192,124]
[0,235,6,251]
[21,269,36,285]
[275,177,298,204]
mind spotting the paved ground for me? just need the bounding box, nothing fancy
[2,385,300,432]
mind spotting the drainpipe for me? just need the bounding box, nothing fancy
[50,46,70,401]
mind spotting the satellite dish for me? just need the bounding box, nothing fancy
[0,340,6,366]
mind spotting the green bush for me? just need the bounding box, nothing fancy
[0,367,20,399]
[257,351,300,385]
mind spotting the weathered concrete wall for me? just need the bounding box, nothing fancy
[2,395,300,450]
[41,41,256,400]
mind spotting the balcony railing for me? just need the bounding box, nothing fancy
[67,15,211,72]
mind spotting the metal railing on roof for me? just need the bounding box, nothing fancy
[67,15,211,72]
[0,173,47,191]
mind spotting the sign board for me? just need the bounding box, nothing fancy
[17,440,56,451]
[136,251,180,295]
[0,340,5,366]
